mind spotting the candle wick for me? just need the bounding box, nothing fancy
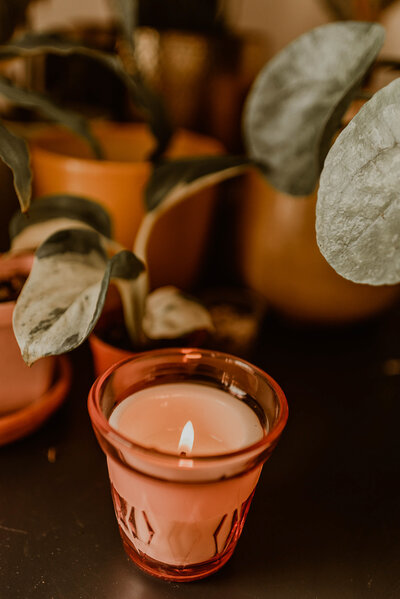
[180,450,186,457]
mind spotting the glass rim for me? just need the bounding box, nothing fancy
[88,347,289,465]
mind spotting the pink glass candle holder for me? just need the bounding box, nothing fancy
[88,348,288,582]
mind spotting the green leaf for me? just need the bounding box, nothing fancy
[0,74,103,159]
[0,33,173,159]
[143,286,213,339]
[316,79,400,286]
[243,22,385,196]
[13,229,144,365]
[145,155,251,211]
[0,118,31,211]
[9,194,113,252]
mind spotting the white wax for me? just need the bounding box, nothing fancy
[109,382,264,456]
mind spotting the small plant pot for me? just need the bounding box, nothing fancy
[89,303,209,378]
[237,171,400,324]
[0,253,56,414]
[29,122,224,291]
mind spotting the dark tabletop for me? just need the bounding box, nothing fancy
[1,300,400,599]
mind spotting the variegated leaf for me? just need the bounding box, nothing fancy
[143,286,213,339]
[316,79,400,285]
[243,22,385,196]
[13,229,144,364]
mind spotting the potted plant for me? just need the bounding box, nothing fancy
[10,194,214,375]
[0,191,117,442]
[141,21,400,323]
[0,0,224,292]
[6,20,398,325]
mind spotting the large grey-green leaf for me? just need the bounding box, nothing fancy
[243,22,385,196]
[0,74,103,159]
[316,79,400,286]
[0,33,172,159]
[0,118,31,211]
[13,229,144,365]
[145,155,251,211]
[9,194,113,253]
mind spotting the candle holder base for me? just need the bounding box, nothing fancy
[120,528,236,582]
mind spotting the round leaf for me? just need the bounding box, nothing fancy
[316,78,400,285]
[243,22,385,196]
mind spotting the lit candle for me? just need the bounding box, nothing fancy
[88,349,288,581]
[107,383,265,567]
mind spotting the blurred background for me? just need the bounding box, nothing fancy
[2,0,400,324]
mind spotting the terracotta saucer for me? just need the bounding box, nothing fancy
[0,356,71,446]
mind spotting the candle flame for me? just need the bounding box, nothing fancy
[178,420,194,455]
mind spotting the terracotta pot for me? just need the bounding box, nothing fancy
[0,253,55,414]
[29,122,223,291]
[237,171,400,323]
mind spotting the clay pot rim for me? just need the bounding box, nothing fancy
[29,122,224,169]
